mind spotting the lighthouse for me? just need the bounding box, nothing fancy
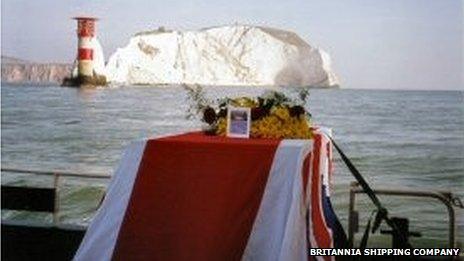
[74,17,97,77]
[63,16,106,87]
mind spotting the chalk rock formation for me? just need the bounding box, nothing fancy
[105,25,339,87]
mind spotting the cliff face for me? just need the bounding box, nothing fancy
[106,25,339,87]
[1,57,72,84]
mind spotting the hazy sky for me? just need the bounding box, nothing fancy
[1,0,462,90]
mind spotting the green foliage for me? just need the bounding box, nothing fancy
[183,84,210,120]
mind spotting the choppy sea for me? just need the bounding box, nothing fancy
[1,84,463,247]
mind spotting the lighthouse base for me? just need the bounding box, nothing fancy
[62,75,107,87]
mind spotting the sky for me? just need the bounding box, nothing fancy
[1,0,463,90]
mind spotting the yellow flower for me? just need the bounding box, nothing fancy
[231,97,257,108]
[246,111,311,139]
[214,97,313,139]
[271,106,290,121]
[216,117,227,136]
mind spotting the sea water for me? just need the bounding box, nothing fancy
[1,84,463,247]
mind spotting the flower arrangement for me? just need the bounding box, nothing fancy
[184,84,313,139]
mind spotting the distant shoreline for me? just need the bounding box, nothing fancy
[1,61,72,85]
[1,81,339,89]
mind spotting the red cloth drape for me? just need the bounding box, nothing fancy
[112,133,280,261]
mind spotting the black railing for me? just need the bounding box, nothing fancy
[348,181,463,248]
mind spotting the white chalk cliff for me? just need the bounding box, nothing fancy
[105,25,339,87]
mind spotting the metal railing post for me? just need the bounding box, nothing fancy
[53,173,60,224]
[348,182,357,247]
[441,192,456,248]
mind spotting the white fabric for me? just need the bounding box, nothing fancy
[242,139,312,261]
[74,141,146,261]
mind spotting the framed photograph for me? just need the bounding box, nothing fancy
[226,106,251,138]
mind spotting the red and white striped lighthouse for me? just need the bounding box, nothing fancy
[73,17,98,77]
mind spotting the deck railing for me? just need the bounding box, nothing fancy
[1,167,111,224]
[348,181,463,248]
[1,167,111,179]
